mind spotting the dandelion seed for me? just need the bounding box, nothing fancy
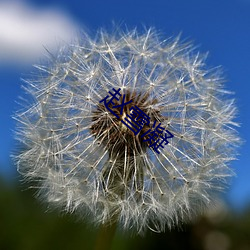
[14,27,240,233]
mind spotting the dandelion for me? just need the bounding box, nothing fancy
[14,27,240,233]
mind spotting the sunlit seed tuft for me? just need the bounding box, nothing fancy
[14,27,240,233]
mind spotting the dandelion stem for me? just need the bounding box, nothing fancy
[94,221,117,250]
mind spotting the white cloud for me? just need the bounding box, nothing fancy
[0,1,78,65]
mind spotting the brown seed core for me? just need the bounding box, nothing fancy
[90,90,163,160]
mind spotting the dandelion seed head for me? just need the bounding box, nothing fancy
[14,27,240,233]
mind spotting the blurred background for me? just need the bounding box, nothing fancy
[0,0,249,249]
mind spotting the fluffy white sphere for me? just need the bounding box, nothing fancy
[14,28,240,233]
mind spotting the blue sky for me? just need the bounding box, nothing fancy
[0,0,249,210]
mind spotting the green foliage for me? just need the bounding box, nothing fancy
[1,177,250,250]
